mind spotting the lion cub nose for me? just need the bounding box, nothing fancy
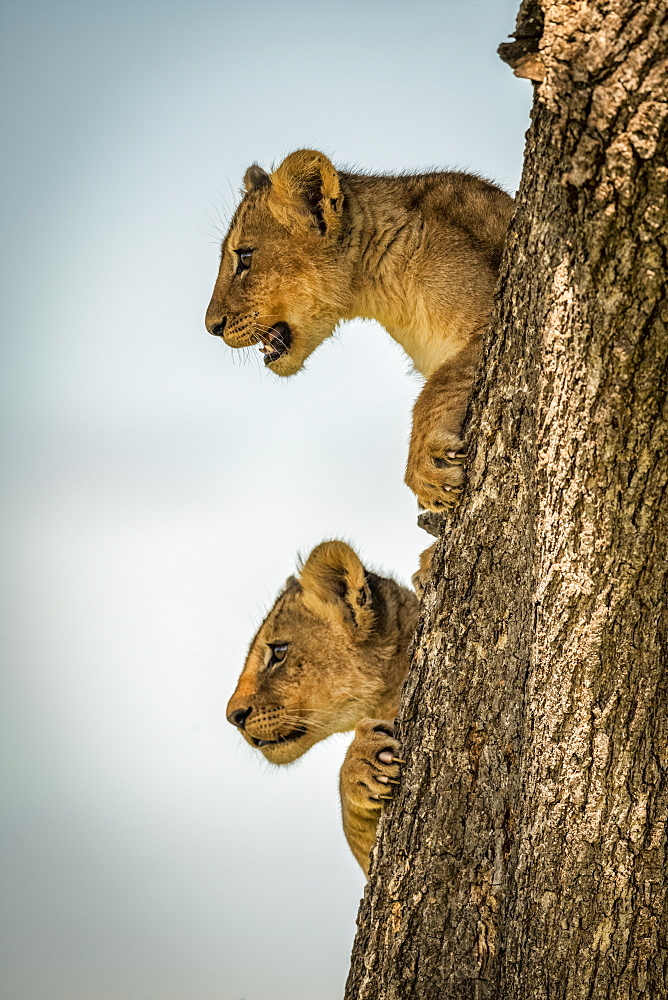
[227,706,252,730]
[207,315,228,338]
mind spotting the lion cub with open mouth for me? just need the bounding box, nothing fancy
[227,541,421,873]
[206,150,513,511]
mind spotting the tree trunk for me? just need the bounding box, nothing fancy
[345,2,668,998]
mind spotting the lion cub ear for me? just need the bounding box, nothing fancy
[269,149,343,236]
[243,164,271,193]
[299,541,374,639]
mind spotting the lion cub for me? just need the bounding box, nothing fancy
[206,150,513,511]
[227,541,419,872]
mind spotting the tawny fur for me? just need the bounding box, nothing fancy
[226,541,422,872]
[206,150,513,510]
[412,541,438,600]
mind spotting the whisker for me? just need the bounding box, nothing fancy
[279,714,332,734]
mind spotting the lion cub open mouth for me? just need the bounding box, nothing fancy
[256,321,291,365]
[249,726,306,749]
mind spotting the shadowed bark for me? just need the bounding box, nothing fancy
[345,2,667,997]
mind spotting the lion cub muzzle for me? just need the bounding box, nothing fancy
[226,702,307,750]
[207,311,292,367]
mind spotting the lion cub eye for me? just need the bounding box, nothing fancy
[235,249,253,276]
[267,642,289,668]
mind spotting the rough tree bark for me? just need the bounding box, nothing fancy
[345,2,667,998]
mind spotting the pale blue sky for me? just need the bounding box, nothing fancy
[0,2,531,998]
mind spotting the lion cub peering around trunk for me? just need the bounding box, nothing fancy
[206,150,513,511]
[226,541,419,873]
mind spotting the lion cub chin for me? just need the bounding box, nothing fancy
[226,540,421,872]
[206,149,513,511]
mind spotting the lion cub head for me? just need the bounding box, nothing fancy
[205,150,352,376]
[227,541,418,764]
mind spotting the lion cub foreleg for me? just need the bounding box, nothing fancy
[405,336,483,512]
[411,542,437,600]
[339,719,404,874]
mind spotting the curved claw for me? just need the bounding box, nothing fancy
[390,757,406,765]
[433,452,467,469]
[431,495,458,510]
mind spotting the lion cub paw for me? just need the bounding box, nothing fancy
[412,542,437,600]
[340,719,404,811]
[405,434,467,512]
